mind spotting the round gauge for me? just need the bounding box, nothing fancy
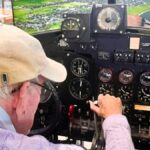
[61,18,80,39]
[69,78,91,100]
[99,83,114,95]
[98,68,112,83]
[140,72,150,86]
[71,58,89,77]
[97,7,121,31]
[119,70,134,85]
[138,86,150,103]
[118,86,133,101]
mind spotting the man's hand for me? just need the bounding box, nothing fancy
[89,94,122,118]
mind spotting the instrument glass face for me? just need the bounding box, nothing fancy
[69,78,91,100]
[119,70,134,85]
[71,58,89,77]
[140,72,150,87]
[61,18,80,39]
[98,68,113,83]
[97,7,121,31]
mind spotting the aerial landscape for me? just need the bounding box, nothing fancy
[11,0,150,34]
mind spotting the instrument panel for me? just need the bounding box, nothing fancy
[41,34,150,149]
[33,4,150,150]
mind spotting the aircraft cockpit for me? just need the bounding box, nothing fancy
[0,0,150,149]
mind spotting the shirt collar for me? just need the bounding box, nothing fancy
[0,106,16,132]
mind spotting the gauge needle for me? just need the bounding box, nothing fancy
[142,89,150,97]
[78,67,82,74]
[80,80,82,87]
[101,87,105,90]
[69,20,72,30]
[126,74,132,77]
[79,91,82,98]
[108,9,112,20]
[145,75,150,79]
[121,88,129,95]
[107,9,112,30]
[106,73,111,77]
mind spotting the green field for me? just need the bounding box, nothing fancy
[13,1,150,34]
[13,1,89,34]
[128,4,150,15]
[13,0,66,6]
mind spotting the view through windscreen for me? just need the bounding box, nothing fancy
[12,0,150,34]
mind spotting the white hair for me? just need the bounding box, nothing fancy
[0,78,39,100]
[0,83,21,100]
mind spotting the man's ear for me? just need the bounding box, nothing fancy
[11,81,35,134]
[19,82,30,98]
[12,81,30,110]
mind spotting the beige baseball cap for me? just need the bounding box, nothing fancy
[0,24,67,87]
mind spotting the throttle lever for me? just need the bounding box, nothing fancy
[90,96,105,150]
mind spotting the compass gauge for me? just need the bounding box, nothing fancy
[97,7,121,31]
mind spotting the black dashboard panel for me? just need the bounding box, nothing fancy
[33,4,150,150]
[34,31,150,150]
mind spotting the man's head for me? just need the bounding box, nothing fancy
[0,24,67,134]
[0,24,67,86]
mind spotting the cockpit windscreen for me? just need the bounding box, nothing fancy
[12,0,150,34]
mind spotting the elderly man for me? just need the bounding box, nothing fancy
[0,24,134,150]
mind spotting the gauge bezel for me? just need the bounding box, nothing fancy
[140,72,150,87]
[61,18,80,39]
[91,4,126,33]
[97,7,121,31]
[98,68,113,83]
[69,78,91,100]
[119,70,134,85]
[70,57,89,77]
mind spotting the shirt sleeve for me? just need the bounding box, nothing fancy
[102,114,135,150]
[0,129,84,150]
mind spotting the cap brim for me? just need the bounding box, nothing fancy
[40,57,67,83]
